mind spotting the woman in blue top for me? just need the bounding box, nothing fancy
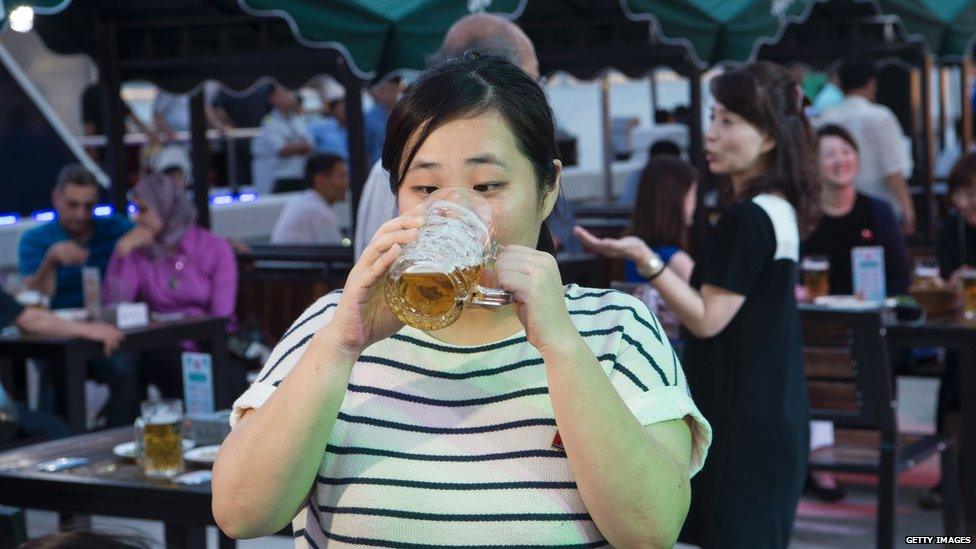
[622,157,698,282]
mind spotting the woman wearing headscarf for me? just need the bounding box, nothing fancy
[95,174,237,425]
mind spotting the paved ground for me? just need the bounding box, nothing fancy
[22,377,960,548]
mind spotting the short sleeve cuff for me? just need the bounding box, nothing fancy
[624,386,713,478]
[229,382,277,429]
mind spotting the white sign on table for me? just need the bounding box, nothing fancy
[851,245,886,302]
[181,352,214,418]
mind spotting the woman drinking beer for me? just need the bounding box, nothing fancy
[575,62,819,548]
[213,53,711,547]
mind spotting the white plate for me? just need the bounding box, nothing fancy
[183,445,221,466]
[112,439,195,459]
[813,295,885,310]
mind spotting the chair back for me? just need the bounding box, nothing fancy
[800,306,896,434]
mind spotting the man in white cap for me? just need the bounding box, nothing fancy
[150,145,192,188]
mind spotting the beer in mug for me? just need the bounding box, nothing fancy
[140,398,184,478]
[962,272,976,320]
[385,188,511,330]
[801,256,830,300]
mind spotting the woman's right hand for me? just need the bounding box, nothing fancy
[573,225,651,263]
[320,211,425,356]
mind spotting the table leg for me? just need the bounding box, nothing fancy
[61,351,89,434]
[958,338,976,532]
[205,329,233,410]
[164,523,207,549]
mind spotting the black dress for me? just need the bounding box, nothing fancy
[679,195,809,549]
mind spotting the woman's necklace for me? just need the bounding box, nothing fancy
[168,255,185,290]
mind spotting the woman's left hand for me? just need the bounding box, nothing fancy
[573,226,651,263]
[114,226,156,257]
[494,245,578,355]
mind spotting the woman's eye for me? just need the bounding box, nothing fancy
[473,182,503,193]
[413,186,438,194]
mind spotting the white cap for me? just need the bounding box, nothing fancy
[151,145,192,177]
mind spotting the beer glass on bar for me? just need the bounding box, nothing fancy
[913,257,942,291]
[140,398,184,479]
[385,187,512,330]
[801,255,830,300]
[961,271,976,320]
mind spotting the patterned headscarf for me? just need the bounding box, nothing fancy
[131,173,197,260]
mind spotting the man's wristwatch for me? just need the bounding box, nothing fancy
[637,252,666,281]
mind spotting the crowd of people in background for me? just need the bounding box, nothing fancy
[6,12,976,545]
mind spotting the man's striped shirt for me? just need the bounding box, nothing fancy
[232,284,711,548]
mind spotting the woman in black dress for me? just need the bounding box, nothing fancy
[575,62,819,548]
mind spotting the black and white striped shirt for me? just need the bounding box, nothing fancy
[232,284,711,548]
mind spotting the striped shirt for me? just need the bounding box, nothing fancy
[231,284,712,548]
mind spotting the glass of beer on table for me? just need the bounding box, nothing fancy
[140,398,184,479]
[913,257,942,291]
[801,255,830,300]
[385,187,512,330]
[961,271,976,320]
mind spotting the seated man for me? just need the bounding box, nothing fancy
[271,153,348,244]
[18,165,134,309]
[0,288,123,439]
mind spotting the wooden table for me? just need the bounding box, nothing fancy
[0,317,235,433]
[0,427,234,548]
[887,314,976,531]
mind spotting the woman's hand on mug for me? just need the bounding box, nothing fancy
[494,245,577,355]
[573,225,651,264]
[320,211,425,356]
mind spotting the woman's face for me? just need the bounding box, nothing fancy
[818,135,859,189]
[951,184,976,227]
[683,182,698,227]
[397,111,559,249]
[133,197,163,236]
[704,102,773,177]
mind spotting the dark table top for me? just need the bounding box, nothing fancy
[0,428,217,525]
[0,316,227,350]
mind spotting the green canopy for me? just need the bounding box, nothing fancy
[238,0,523,77]
[880,0,976,60]
[623,0,813,66]
[625,0,976,66]
[2,0,523,78]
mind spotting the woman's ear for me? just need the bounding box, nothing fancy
[761,134,776,155]
[541,159,562,219]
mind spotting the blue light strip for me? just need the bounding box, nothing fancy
[93,205,113,217]
[32,210,55,222]
[0,214,20,226]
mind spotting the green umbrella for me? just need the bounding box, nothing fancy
[3,0,523,78]
[624,0,976,66]
[238,0,523,77]
[879,0,976,60]
[623,0,814,66]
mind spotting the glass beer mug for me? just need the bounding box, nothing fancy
[140,398,184,479]
[801,255,830,300]
[385,187,513,330]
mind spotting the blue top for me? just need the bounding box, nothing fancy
[364,104,389,166]
[309,117,349,160]
[623,245,681,282]
[18,214,133,309]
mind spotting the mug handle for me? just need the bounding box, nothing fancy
[470,286,513,307]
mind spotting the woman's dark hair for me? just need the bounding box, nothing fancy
[710,61,821,236]
[948,151,976,196]
[817,124,859,153]
[625,157,697,249]
[382,52,559,254]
